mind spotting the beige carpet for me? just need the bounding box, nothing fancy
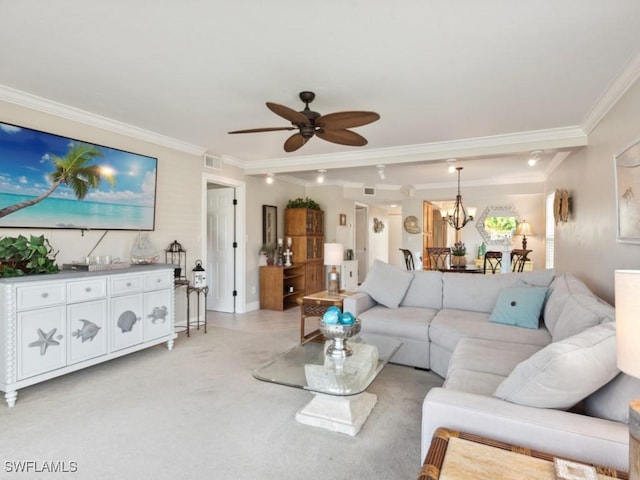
[0,317,443,480]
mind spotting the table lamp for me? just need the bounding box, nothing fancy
[324,243,344,296]
[614,270,640,478]
[514,220,534,250]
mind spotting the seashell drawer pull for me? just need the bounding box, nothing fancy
[85,287,92,292]
[41,292,48,298]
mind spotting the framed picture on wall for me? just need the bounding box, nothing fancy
[615,138,640,243]
[262,205,277,246]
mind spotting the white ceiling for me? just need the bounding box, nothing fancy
[1,1,640,189]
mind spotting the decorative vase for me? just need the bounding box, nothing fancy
[319,321,361,358]
[451,255,466,267]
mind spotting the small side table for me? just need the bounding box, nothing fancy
[186,284,209,337]
[297,290,354,344]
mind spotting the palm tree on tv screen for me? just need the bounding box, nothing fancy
[0,142,115,218]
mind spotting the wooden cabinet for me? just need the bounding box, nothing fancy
[0,265,175,407]
[260,264,305,310]
[285,208,324,236]
[304,262,324,295]
[285,208,325,296]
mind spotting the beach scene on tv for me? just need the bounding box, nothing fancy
[0,122,157,230]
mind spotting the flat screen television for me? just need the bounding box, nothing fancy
[0,121,157,230]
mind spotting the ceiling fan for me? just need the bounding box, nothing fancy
[228,91,380,152]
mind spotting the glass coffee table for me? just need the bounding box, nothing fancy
[253,332,402,435]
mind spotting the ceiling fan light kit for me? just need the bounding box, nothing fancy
[228,91,380,152]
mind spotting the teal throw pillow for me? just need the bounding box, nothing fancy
[489,286,548,329]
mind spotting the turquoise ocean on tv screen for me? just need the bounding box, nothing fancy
[0,193,154,230]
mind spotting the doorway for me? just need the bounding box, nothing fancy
[202,173,246,314]
[423,201,448,269]
[355,203,368,284]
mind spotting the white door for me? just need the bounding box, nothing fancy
[207,186,235,313]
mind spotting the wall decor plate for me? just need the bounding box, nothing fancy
[404,216,420,234]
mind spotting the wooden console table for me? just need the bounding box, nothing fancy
[418,428,627,480]
[297,290,354,344]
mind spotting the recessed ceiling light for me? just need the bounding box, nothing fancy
[447,159,457,173]
[317,169,326,183]
[529,150,543,167]
[266,174,274,184]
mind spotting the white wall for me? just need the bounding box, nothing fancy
[546,75,640,304]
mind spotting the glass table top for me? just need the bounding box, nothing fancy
[252,333,402,396]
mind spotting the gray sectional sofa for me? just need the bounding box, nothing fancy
[343,260,639,472]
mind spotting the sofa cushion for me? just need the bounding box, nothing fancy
[429,309,551,354]
[510,269,556,288]
[551,294,614,342]
[357,259,414,309]
[489,286,548,329]
[543,273,607,338]
[493,322,619,409]
[441,269,555,314]
[584,373,640,424]
[447,338,544,378]
[359,305,435,342]
[400,270,443,309]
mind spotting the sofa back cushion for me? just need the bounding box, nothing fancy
[442,269,555,314]
[400,270,443,309]
[493,322,619,409]
[543,273,614,342]
[357,259,414,309]
[442,273,511,313]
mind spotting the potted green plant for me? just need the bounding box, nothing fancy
[286,197,321,210]
[451,241,467,267]
[260,243,277,266]
[0,234,59,277]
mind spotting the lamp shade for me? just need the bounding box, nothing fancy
[615,270,640,378]
[515,221,534,237]
[324,243,344,266]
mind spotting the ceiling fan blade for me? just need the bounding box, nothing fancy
[284,133,308,152]
[316,129,368,147]
[266,102,309,125]
[228,126,296,134]
[315,111,380,130]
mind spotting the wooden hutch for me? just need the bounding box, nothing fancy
[259,207,325,311]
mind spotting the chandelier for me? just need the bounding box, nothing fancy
[444,167,475,230]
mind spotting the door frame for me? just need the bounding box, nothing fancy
[201,173,247,313]
[354,202,369,284]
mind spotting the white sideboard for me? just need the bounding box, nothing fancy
[0,265,176,407]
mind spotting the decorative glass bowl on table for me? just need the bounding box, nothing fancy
[319,320,361,359]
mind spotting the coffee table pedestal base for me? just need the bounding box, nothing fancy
[295,391,377,436]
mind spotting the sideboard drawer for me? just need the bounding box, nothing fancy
[144,273,172,291]
[110,276,143,296]
[16,283,66,310]
[67,279,107,303]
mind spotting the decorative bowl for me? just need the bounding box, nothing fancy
[319,320,361,358]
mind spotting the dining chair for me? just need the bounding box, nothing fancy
[426,247,451,271]
[399,248,415,270]
[483,251,502,274]
[511,249,532,272]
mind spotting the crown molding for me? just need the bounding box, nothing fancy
[581,49,640,134]
[0,85,207,156]
[243,126,587,175]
